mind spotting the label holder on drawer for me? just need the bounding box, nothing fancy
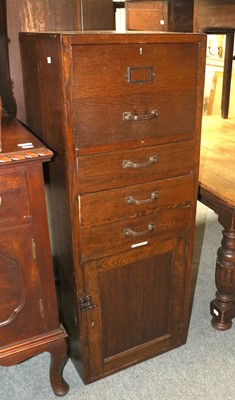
[126,66,155,84]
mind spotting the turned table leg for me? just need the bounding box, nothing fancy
[210,227,235,330]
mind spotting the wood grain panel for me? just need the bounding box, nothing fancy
[0,169,30,222]
[77,141,195,193]
[73,42,198,148]
[100,252,172,357]
[80,205,190,260]
[79,174,194,228]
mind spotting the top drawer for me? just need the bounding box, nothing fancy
[0,169,31,223]
[72,42,199,149]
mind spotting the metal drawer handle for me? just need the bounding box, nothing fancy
[122,156,157,169]
[123,110,158,121]
[125,191,158,205]
[124,223,155,237]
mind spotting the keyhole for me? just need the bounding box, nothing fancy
[138,47,143,55]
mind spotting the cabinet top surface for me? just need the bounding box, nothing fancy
[199,115,235,208]
[19,30,206,45]
[0,116,53,166]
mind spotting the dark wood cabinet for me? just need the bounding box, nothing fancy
[1,0,115,122]
[125,0,194,32]
[0,116,69,396]
[20,31,206,384]
[0,2,16,117]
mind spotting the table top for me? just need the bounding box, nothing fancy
[194,0,235,32]
[0,115,52,165]
[199,115,235,211]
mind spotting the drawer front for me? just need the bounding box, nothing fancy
[72,42,199,148]
[80,205,190,261]
[77,140,195,193]
[0,169,31,223]
[79,174,195,229]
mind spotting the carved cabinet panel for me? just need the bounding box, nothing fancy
[0,116,69,396]
[20,32,206,384]
[0,224,43,341]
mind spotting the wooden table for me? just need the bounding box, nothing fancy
[194,0,235,119]
[198,115,235,330]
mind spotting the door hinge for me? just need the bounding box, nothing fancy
[39,299,44,319]
[31,238,37,260]
[80,295,97,312]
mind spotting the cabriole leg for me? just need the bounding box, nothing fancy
[50,339,69,396]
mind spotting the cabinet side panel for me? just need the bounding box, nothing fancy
[25,162,59,330]
[20,34,43,138]
[20,33,87,380]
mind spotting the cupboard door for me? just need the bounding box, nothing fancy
[82,237,190,380]
[0,224,45,345]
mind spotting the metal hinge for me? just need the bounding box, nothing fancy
[39,299,44,319]
[31,238,36,260]
[80,295,97,312]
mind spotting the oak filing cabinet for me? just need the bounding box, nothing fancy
[20,32,206,383]
[0,115,69,396]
